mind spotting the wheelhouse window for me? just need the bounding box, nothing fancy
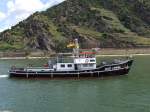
[68,64,72,67]
[61,64,65,68]
[90,59,95,62]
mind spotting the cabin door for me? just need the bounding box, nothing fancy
[75,64,78,70]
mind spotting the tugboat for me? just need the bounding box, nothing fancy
[9,39,133,78]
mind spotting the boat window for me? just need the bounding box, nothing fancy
[68,64,72,67]
[90,59,95,62]
[61,64,65,68]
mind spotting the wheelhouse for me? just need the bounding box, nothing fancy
[48,48,97,71]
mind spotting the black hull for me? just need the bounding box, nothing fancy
[9,60,133,78]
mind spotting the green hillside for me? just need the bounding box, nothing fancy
[0,0,150,52]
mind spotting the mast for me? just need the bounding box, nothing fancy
[73,39,79,57]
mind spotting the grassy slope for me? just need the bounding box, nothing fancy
[0,0,149,51]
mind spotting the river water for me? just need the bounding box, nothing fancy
[0,56,150,112]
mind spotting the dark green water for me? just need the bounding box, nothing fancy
[0,56,150,112]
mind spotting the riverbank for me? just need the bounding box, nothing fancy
[98,48,150,55]
[0,48,150,59]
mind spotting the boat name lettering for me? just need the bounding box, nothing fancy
[112,66,121,70]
